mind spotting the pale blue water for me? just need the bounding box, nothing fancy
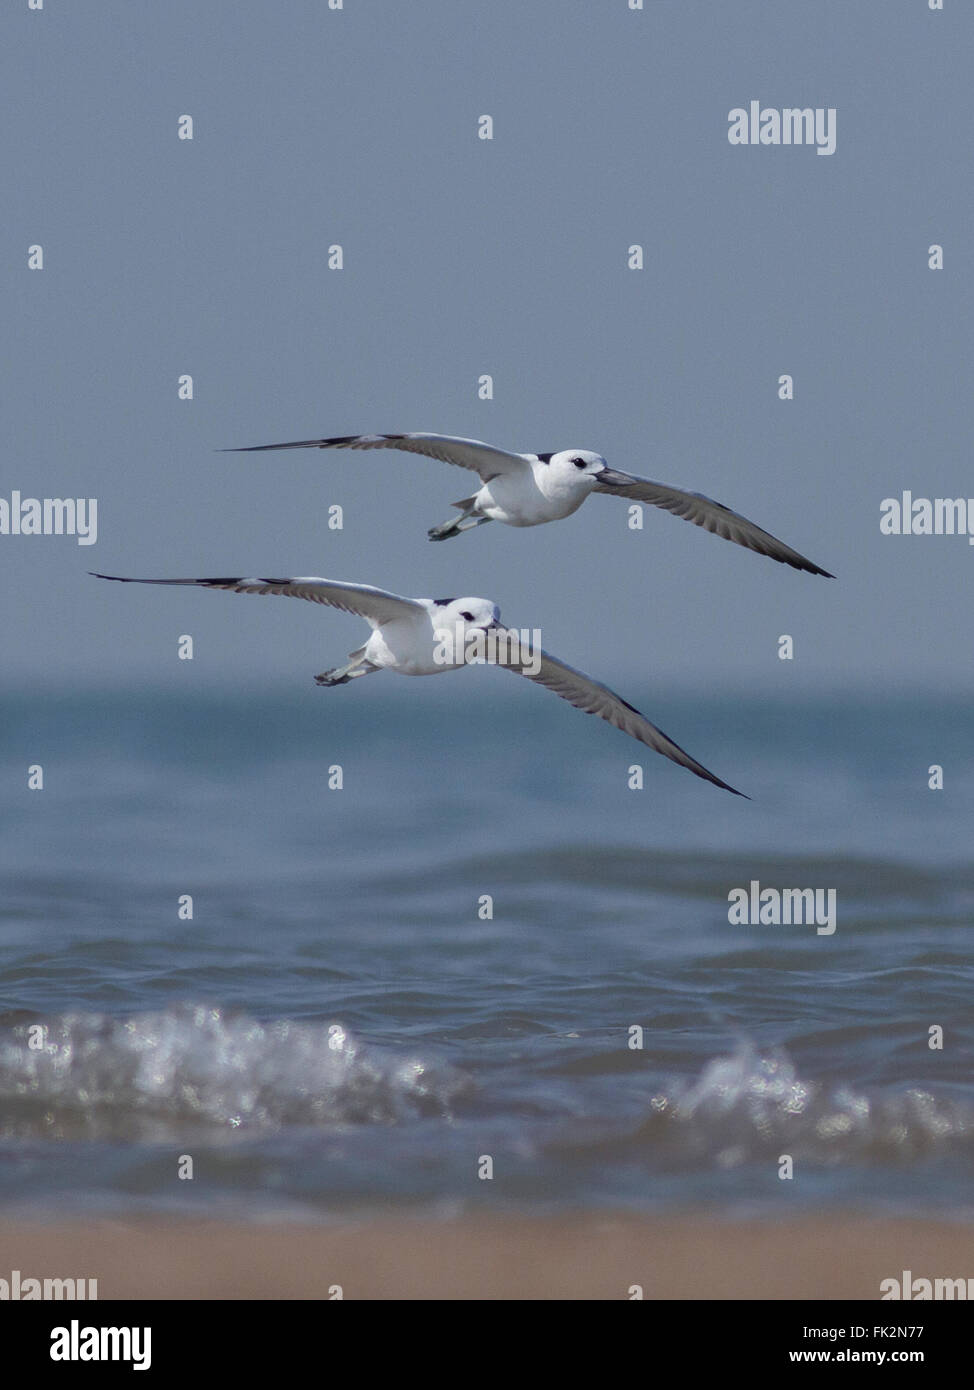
[1,686,972,1221]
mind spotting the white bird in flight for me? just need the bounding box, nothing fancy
[225,431,833,576]
[91,572,746,796]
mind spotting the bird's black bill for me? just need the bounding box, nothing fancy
[597,468,638,487]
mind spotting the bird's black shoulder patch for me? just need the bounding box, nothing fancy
[433,597,456,606]
[199,577,247,586]
[535,452,556,464]
[257,578,294,585]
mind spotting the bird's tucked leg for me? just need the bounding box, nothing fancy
[427,513,492,542]
[314,660,379,686]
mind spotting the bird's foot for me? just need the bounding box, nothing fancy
[314,667,353,686]
[428,514,490,541]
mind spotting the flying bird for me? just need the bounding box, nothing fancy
[91,572,746,796]
[223,431,833,576]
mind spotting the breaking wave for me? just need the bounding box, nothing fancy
[559,1045,974,1169]
[0,1004,468,1140]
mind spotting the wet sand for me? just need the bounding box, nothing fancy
[1,1215,972,1299]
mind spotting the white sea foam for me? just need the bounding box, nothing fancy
[646,1045,974,1164]
[0,1005,467,1139]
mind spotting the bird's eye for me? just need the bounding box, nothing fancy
[573,458,587,469]
[460,610,475,622]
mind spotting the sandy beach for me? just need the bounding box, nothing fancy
[1,1215,972,1300]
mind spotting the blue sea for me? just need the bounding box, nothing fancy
[1,685,972,1222]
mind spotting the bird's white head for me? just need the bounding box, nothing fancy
[430,596,501,636]
[427,596,502,671]
[542,449,614,495]
[545,448,640,495]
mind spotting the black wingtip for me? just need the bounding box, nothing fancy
[713,775,750,799]
[800,558,835,579]
[705,766,750,797]
[217,435,363,453]
[785,556,835,579]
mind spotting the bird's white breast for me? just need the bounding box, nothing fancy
[479,462,589,526]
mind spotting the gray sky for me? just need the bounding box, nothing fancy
[3,0,971,691]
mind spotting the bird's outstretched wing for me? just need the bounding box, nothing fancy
[499,637,746,796]
[594,474,833,577]
[223,432,530,483]
[91,574,424,628]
